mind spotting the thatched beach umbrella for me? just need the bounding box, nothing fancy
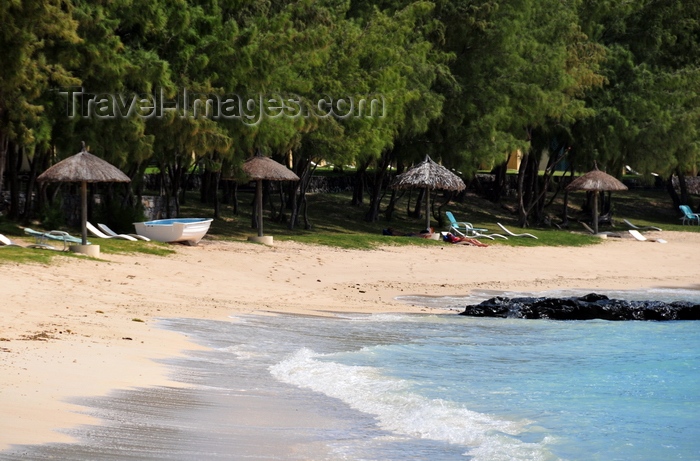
[37,142,130,246]
[565,165,628,234]
[391,155,466,232]
[242,153,300,241]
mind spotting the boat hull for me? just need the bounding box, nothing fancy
[133,218,213,245]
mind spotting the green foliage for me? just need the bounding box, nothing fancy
[572,0,700,177]
[38,204,66,231]
[92,200,147,235]
[2,0,699,232]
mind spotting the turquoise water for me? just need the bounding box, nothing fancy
[268,313,700,460]
[2,289,698,460]
[180,287,699,460]
[284,317,699,460]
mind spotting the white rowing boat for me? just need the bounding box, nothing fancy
[133,218,213,245]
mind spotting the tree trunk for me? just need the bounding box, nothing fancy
[8,142,20,219]
[488,161,508,202]
[666,173,682,209]
[365,150,393,222]
[289,157,314,230]
[676,168,691,208]
[434,191,455,230]
[561,191,570,228]
[159,160,172,219]
[213,171,221,219]
[351,159,372,206]
[230,181,238,214]
[200,168,217,205]
[0,132,8,193]
[592,190,599,234]
[276,185,286,224]
[384,189,405,221]
[516,150,530,227]
[265,180,277,222]
[411,188,425,219]
[22,146,47,219]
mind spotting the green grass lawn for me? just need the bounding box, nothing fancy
[179,186,691,248]
[1,185,695,263]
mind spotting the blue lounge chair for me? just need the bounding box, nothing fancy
[445,211,507,240]
[24,228,89,250]
[679,205,700,225]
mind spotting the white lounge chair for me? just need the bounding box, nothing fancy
[0,234,19,247]
[446,211,508,240]
[87,222,138,241]
[97,223,151,241]
[2,232,56,250]
[497,223,538,239]
[579,222,622,238]
[622,219,662,232]
[629,230,667,243]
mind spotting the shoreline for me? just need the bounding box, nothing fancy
[2,231,700,451]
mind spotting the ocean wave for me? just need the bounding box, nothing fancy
[270,348,558,461]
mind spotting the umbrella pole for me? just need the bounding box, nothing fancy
[256,179,263,237]
[425,186,431,233]
[81,181,88,245]
[593,191,599,234]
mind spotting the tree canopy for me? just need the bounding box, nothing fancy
[1,0,698,226]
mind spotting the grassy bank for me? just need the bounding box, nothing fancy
[1,186,695,262]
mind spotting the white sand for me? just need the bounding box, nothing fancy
[1,231,698,449]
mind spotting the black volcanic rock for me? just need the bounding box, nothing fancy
[460,294,700,321]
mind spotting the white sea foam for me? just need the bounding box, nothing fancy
[270,348,556,461]
[329,313,416,322]
[217,344,268,360]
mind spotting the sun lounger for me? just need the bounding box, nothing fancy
[24,228,87,250]
[622,219,662,232]
[446,211,507,240]
[0,234,19,247]
[497,222,537,239]
[98,223,151,241]
[580,222,622,238]
[87,222,138,241]
[679,205,700,225]
[629,229,667,243]
[1,233,56,250]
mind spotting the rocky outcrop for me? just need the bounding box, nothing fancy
[460,293,700,321]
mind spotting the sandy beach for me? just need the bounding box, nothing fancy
[1,230,699,451]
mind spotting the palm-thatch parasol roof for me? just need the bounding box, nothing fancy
[37,142,130,246]
[391,155,466,232]
[565,168,628,193]
[242,154,300,239]
[242,155,300,181]
[38,144,131,184]
[391,155,466,192]
[565,165,628,234]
